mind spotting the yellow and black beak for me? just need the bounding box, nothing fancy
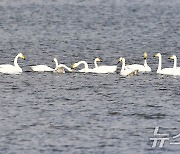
[21,54,25,60]
[72,64,76,69]
[154,53,158,58]
[97,58,102,62]
[169,56,174,60]
[117,57,121,64]
[144,52,147,59]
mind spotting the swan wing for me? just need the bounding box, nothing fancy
[126,64,143,71]
[125,64,150,72]
[93,65,117,73]
[30,65,54,72]
[121,68,138,77]
[0,64,15,69]
[158,68,174,75]
[175,67,180,71]
[173,70,180,75]
[172,67,180,75]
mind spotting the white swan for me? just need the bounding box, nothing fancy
[125,52,151,72]
[93,58,117,73]
[154,53,174,75]
[53,58,72,73]
[30,58,57,72]
[0,53,25,74]
[169,55,180,75]
[72,61,94,73]
[118,57,138,77]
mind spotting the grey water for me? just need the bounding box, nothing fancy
[0,0,180,153]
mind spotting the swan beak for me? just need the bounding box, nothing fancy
[97,58,102,62]
[169,56,174,60]
[154,54,158,58]
[144,52,147,59]
[117,57,121,64]
[72,64,76,69]
[21,54,25,60]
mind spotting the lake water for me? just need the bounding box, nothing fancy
[0,0,180,153]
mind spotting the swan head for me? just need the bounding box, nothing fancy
[154,53,161,58]
[53,58,57,62]
[72,63,78,69]
[169,55,176,60]
[18,53,25,60]
[117,57,125,64]
[143,52,148,59]
[95,58,102,62]
[53,58,58,64]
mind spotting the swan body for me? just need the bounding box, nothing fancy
[30,65,54,72]
[0,53,25,74]
[93,58,117,73]
[173,70,180,76]
[154,53,174,75]
[118,57,138,77]
[125,52,151,72]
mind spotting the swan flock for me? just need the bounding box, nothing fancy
[0,52,180,76]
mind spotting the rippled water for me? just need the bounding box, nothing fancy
[0,0,180,153]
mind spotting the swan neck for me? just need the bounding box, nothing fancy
[94,59,98,68]
[78,61,89,71]
[173,56,177,69]
[63,64,72,71]
[14,55,20,68]
[144,59,148,67]
[157,55,162,72]
[121,59,125,71]
[54,59,58,68]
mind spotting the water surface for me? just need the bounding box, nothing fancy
[0,0,180,153]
